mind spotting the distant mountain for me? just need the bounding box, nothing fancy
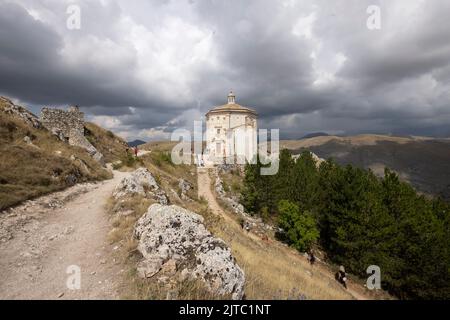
[281,134,450,201]
[128,140,146,147]
[301,132,330,139]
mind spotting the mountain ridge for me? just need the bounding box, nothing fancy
[282,135,450,201]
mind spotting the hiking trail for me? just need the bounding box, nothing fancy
[0,170,129,299]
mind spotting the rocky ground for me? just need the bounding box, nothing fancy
[0,161,375,300]
[134,204,245,299]
[107,166,245,299]
[0,170,129,299]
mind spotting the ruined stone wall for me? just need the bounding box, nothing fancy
[40,106,104,163]
[40,106,84,139]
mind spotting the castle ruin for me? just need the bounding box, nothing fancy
[40,106,104,163]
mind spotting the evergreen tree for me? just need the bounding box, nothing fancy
[292,151,320,212]
[278,200,319,252]
[273,149,295,206]
[241,160,261,214]
[240,150,450,299]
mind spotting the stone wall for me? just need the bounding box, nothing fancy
[40,106,84,140]
[40,106,104,163]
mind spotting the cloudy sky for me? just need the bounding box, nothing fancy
[1,0,450,140]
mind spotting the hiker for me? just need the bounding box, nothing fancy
[134,146,138,157]
[241,220,251,232]
[336,265,348,289]
[200,155,205,167]
[307,249,316,266]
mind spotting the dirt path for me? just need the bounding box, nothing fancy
[197,167,370,300]
[137,150,151,157]
[197,167,264,243]
[197,167,229,217]
[0,170,129,300]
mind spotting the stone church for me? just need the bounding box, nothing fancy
[204,92,258,165]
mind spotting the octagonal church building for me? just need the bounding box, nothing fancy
[204,92,258,165]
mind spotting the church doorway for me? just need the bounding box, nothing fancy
[216,142,221,155]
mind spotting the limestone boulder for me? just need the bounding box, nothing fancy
[113,168,168,205]
[178,179,193,201]
[134,204,245,299]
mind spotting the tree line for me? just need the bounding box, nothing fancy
[241,149,450,299]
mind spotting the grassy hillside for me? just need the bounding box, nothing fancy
[85,122,129,163]
[240,150,450,299]
[108,150,387,300]
[0,98,113,210]
[141,140,177,152]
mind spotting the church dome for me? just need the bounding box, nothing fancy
[206,92,257,116]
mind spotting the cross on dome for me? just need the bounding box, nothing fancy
[227,91,236,104]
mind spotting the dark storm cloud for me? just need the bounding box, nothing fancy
[0,1,181,127]
[1,0,450,140]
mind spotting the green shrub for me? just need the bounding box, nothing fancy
[277,200,319,252]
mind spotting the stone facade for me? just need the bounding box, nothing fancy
[40,106,104,163]
[205,92,258,165]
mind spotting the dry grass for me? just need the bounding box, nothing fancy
[219,168,243,198]
[84,122,129,163]
[206,171,393,300]
[105,191,229,300]
[104,156,232,300]
[0,102,112,210]
[140,140,198,186]
[140,141,177,153]
[140,151,198,199]
[108,156,354,300]
[277,134,433,150]
[122,264,229,300]
[193,202,354,300]
[105,194,153,243]
[105,153,387,300]
[110,191,355,300]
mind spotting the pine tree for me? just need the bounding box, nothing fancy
[241,160,261,214]
[278,200,319,252]
[240,151,450,299]
[292,151,320,212]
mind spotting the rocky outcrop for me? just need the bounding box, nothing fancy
[292,151,325,168]
[214,172,245,216]
[113,168,168,205]
[134,204,245,299]
[178,179,193,201]
[70,155,91,175]
[23,136,39,149]
[214,169,274,237]
[0,97,41,129]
